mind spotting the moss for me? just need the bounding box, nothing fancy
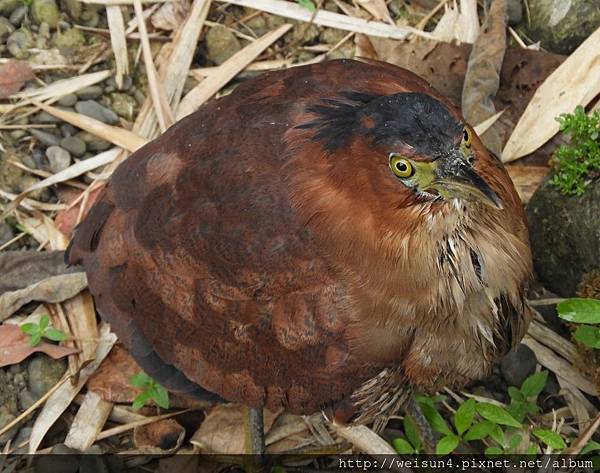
[550,106,600,196]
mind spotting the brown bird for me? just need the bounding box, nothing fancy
[66,59,532,450]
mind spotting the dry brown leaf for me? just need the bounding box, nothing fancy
[0,273,87,322]
[505,164,549,203]
[191,404,280,454]
[133,418,185,453]
[461,0,507,155]
[0,324,79,368]
[502,26,600,162]
[64,390,113,451]
[0,60,34,98]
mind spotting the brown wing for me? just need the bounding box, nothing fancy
[66,59,440,413]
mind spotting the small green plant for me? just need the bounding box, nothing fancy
[129,372,170,410]
[557,298,600,348]
[20,314,67,347]
[551,105,600,196]
[296,0,316,12]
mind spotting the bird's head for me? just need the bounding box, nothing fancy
[296,91,504,211]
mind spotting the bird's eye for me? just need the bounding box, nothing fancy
[463,128,472,148]
[389,155,414,178]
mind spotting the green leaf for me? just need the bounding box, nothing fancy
[521,371,548,398]
[44,328,67,342]
[464,420,495,441]
[581,440,600,455]
[527,445,538,454]
[419,402,452,436]
[20,323,38,335]
[489,425,505,446]
[454,398,476,435]
[391,438,414,454]
[508,400,527,423]
[507,386,524,401]
[557,298,600,324]
[130,372,152,389]
[151,384,170,409]
[132,391,152,410]
[436,435,459,455]
[30,332,42,347]
[403,415,422,450]
[39,314,50,330]
[476,403,521,428]
[532,428,566,450]
[507,434,522,451]
[296,0,316,12]
[574,325,600,348]
[484,446,503,456]
[272,467,286,473]
[414,394,434,407]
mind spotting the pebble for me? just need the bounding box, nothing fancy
[76,85,103,100]
[75,100,119,125]
[31,0,60,28]
[205,24,241,65]
[31,128,60,147]
[110,92,136,121]
[76,131,111,152]
[0,410,17,446]
[0,0,20,16]
[60,136,86,157]
[60,123,76,137]
[46,146,71,173]
[0,16,14,40]
[27,355,67,399]
[8,5,27,25]
[7,28,34,59]
[33,110,62,124]
[18,389,38,411]
[57,93,77,107]
[0,221,15,245]
[500,343,537,387]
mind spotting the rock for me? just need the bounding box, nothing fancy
[0,222,15,245]
[75,100,119,124]
[58,93,77,107]
[109,92,137,121]
[27,354,67,398]
[18,389,37,410]
[76,131,111,152]
[76,85,103,100]
[9,5,27,25]
[7,28,34,59]
[53,27,85,56]
[60,0,81,20]
[60,136,86,157]
[31,129,61,147]
[0,410,18,446]
[46,145,71,173]
[32,110,62,124]
[34,445,80,473]
[524,0,600,54]
[60,123,76,136]
[319,28,346,45]
[291,22,320,44]
[32,0,60,28]
[245,15,268,36]
[507,0,522,25]
[501,344,537,387]
[205,25,241,65]
[80,4,100,27]
[527,178,600,297]
[0,0,19,16]
[0,16,14,41]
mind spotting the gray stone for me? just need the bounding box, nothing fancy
[507,0,522,25]
[75,100,119,124]
[501,344,537,387]
[31,0,60,28]
[0,410,17,446]
[46,146,71,173]
[53,27,85,56]
[18,389,37,411]
[0,0,19,16]
[57,93,77,107]
[31,129,60,147]
[7,28,34,58]
[60,0,81,20]
[60,123,77,137]
[0,16,14,40]
[76,131,111,152]
[524,0,600,54]
[0,222,15,245]
[76,85,103,100]
[527,177,600,297]
[11,426,32,453]
[8,5,27,25]
[32,110,62,124]
[27,355,67,398]
[205,25,241,65]
[110,92,136,121]
[60,136,86,157]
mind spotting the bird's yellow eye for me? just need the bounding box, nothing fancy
[389,155,414,178]
[463,128,472,148]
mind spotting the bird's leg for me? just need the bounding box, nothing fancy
[406,397,436,453]
[243,406,266,472]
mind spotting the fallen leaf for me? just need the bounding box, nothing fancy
[133,418,185,453]
[151,0,191,30]
[505,164,550,203]
[55,186,105,237]
[0,324,79,368]
[0,60,34,98]
[191,404,281,454]
[64,390,113,451]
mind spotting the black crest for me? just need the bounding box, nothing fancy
[298,91,463,156]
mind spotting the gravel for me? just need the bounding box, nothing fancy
[74,100,119,125]
[46,145,72,173]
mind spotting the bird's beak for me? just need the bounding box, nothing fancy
[429,151,503,209]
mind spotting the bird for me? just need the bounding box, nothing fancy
[66,58,532,451]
